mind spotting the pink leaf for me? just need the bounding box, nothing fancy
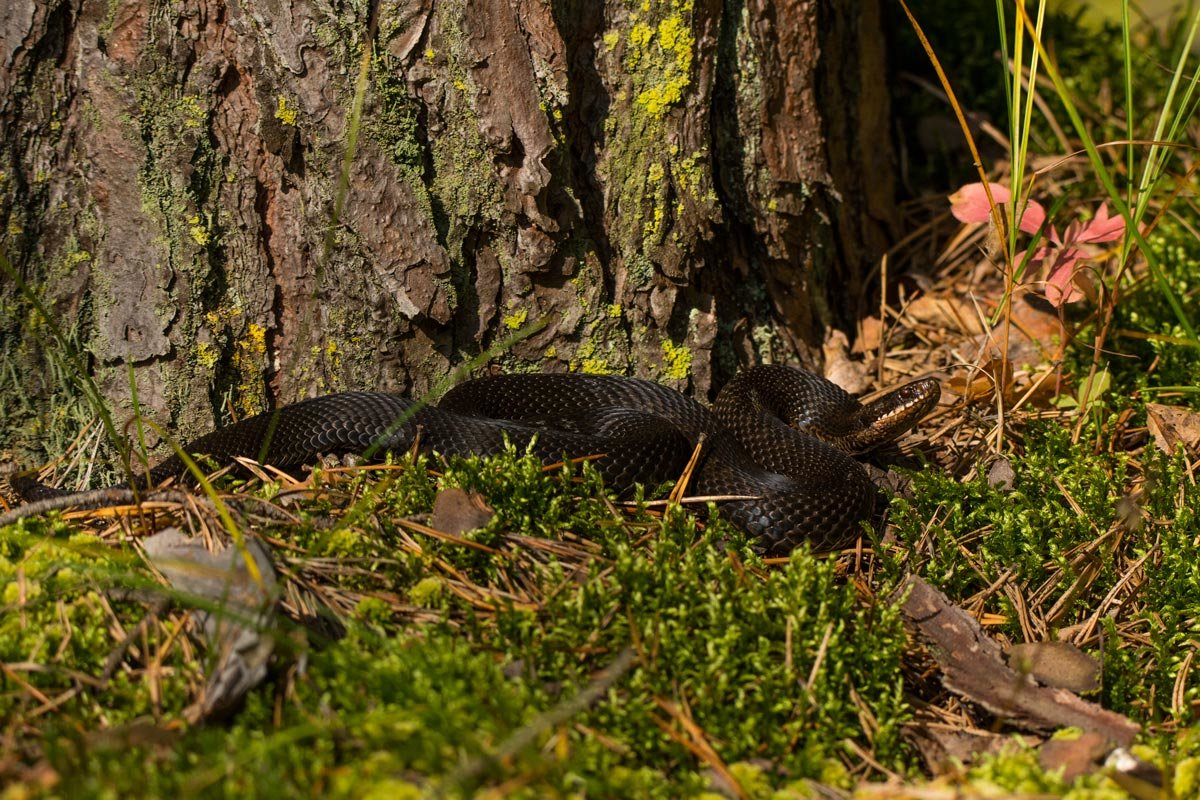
[949,182,1045,234]
[949,182,1011,224]
[1016,198,1047,235]
[1016,244,1053,272]
[1044,249,1087,306]
[1076,204,1125,244]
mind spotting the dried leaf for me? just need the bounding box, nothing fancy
[904,295,985,335]
[822,329,870,395]
[431,487,495,534]
[1008,641,1101,694]
[945,358,1013,403]
[855,315,884,354]
[142,528,280,721]
[1146,403,1200,454]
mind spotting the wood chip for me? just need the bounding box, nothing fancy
[895,575,1138,747]
[1038,730,1110,784]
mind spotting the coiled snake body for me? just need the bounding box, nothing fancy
[12,366,938,554]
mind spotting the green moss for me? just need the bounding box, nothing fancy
[0,523,197,727]
[887,416,1200,724]
[966,744,1128,797]
[1178,754,1200,797]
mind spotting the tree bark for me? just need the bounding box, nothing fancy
[0,0,896,464]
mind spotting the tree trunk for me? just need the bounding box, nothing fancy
[0,0,896,466]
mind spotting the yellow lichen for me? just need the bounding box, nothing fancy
[606,304,622,318]
[643,205,665,240]
[196,341,220,370]
[629,8,695,117]
[660,339,692,380]
[581,358,612,374]
[603,30,620,50]
[503,309,529,330]
[64,249,92,267]
[231,322,269,416]
[629,22,654,50]
[247,323,266,349]
[424,48,435,60]
[187,215,211,247]
[674,150,717,205]
[544,344,558,359]
[178,95,206,128]
[573,338,617,374]
[274,95,299,127]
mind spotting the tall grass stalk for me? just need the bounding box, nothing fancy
[1011,1,1200,349]
[995,0,1046,268]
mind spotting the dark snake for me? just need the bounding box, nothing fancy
[9,366,939,555]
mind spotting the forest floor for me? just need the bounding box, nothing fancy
[5,8,1200,800]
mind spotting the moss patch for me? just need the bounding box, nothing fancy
[0,451,911,796]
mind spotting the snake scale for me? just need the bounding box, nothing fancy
[10,366,939,554]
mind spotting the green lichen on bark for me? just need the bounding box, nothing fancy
[125,58,254,427]
[425,1,505,269]
[598,0,718,287]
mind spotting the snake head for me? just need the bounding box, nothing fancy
[846,377,941,453]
